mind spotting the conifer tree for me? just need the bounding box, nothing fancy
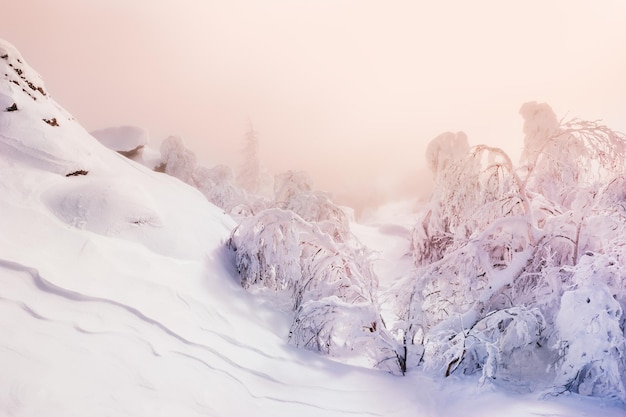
[237,121,261,194]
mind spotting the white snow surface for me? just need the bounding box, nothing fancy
[1,38,624,416]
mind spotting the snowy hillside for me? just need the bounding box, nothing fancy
[1,39,625,417]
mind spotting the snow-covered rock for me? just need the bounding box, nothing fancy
[90,124,162,168]
[90,125,149,152]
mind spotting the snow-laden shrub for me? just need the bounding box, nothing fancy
[520,102,626,208]
[423,307,545,385]
[230,209,303,295]
[274,171,350,242]
[551,253,626,400]
[230,208,375,308]
[156,136,268,216]
[396,212,536,370]
[229,208,404,373]
[425,131,470,175]
[412,139,527,267]
[411,132,472,265]
[400,102,626,398]
[159,136,197,185]
[192,164,268,216]
[290,297,378,353]
[290,296,402,372]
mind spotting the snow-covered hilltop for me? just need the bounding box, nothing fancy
[0,39,624,417]
[0,38,414,417]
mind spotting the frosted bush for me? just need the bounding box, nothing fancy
[274,170,350,242]
[424,307,545,383]
[400,102,626,398]
[156,137,267,216]
[425,131,470,175]
[192,164,264,216]
[230,208,375,308]
[229,208,405,373]
[519,101,561,164]
[413,138,527,266]
[159,136,197,185]
[520,102,626,208]
[290,296,402,372]
[230,209,303,295]
[553,278,625,400]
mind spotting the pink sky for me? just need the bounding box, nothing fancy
[3,0,626,207]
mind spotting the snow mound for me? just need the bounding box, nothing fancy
[43,176,162,236]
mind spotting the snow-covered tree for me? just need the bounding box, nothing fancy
[423,306,546,384]
[396,102,626,400]
[155,135,268,216]
[158,136,198,185]
[425,131,470,177]
[520,101,626,209]
[229,208,404,373]
[412,132,530,267]
[551,253,626,399]
[193,164,251,214]
[237,122,261,194]
[274,170,350,242]
[155,100,626,398]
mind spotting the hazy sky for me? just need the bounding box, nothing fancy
[4,1,626,205]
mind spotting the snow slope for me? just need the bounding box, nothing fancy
[1,39,624,417]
